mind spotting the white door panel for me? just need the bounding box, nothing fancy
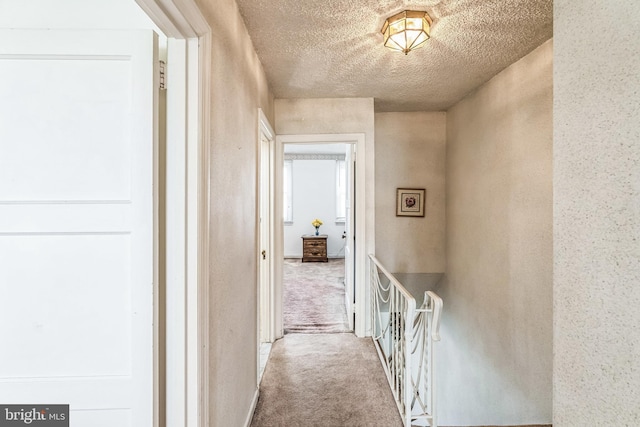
[0,29,157,426]
[0,59,132,201]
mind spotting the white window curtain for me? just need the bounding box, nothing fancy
[283,159,293,223]
[336,159,346,223]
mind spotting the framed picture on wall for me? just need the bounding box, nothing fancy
[396,188,425,217]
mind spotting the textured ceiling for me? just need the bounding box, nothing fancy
[235,0,553,112]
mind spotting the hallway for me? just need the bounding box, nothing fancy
[251,333,402,426]
[252,258,400,425]
[1,2,636,426]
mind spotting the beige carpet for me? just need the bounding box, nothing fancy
[251,333,403,426]
[283,258,350,334]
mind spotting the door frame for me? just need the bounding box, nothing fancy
[258,108,276,343]
[257,109,275,384]
[134,1,211,426]
[274,133,370,337]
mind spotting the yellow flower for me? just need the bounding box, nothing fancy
[311,218,323,227]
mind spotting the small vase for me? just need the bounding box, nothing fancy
[315,227,319,236]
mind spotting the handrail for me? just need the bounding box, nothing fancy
[369,254,443,427]
[425,291,443,342]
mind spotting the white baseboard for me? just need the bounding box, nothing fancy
[243,388,259,427]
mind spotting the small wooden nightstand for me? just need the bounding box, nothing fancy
[301,235,328,262]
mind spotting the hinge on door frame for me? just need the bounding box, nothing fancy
[159,60,166,90]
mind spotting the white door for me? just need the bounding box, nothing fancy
[344,145,356,331]
[0,29,158,426]
[259,131,272,344]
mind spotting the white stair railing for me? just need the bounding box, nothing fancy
[369,254,443,427]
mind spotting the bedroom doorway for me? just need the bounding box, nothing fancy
[281,143,354,334]
[274,133,367,338]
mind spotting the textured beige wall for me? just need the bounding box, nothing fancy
[275,98,373,137]
[441,39,553,425]
[195,0,274,425]
[554,2,640,425]
[374,112,446,273]
[274,99,376,255]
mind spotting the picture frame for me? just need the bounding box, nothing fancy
[396,188,425,217]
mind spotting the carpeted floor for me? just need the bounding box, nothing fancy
[283,258,351,334]
[250,333,403,427]
[252,260,401,426]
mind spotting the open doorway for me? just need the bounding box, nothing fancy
[273,133,368,338]
[281,143,355,334]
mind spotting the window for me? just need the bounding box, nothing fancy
[283,159,293,224]
[336,159,346,223]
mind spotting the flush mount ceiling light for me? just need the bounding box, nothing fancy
[381,10,432,55]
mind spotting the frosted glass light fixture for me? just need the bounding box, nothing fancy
[381,10,432,55]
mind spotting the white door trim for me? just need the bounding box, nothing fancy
[259,108,275,141]
[258,109,276,346]
[274,133,370,337]
[134,1,211,426]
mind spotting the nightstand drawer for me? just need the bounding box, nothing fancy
[303,240,324,248]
